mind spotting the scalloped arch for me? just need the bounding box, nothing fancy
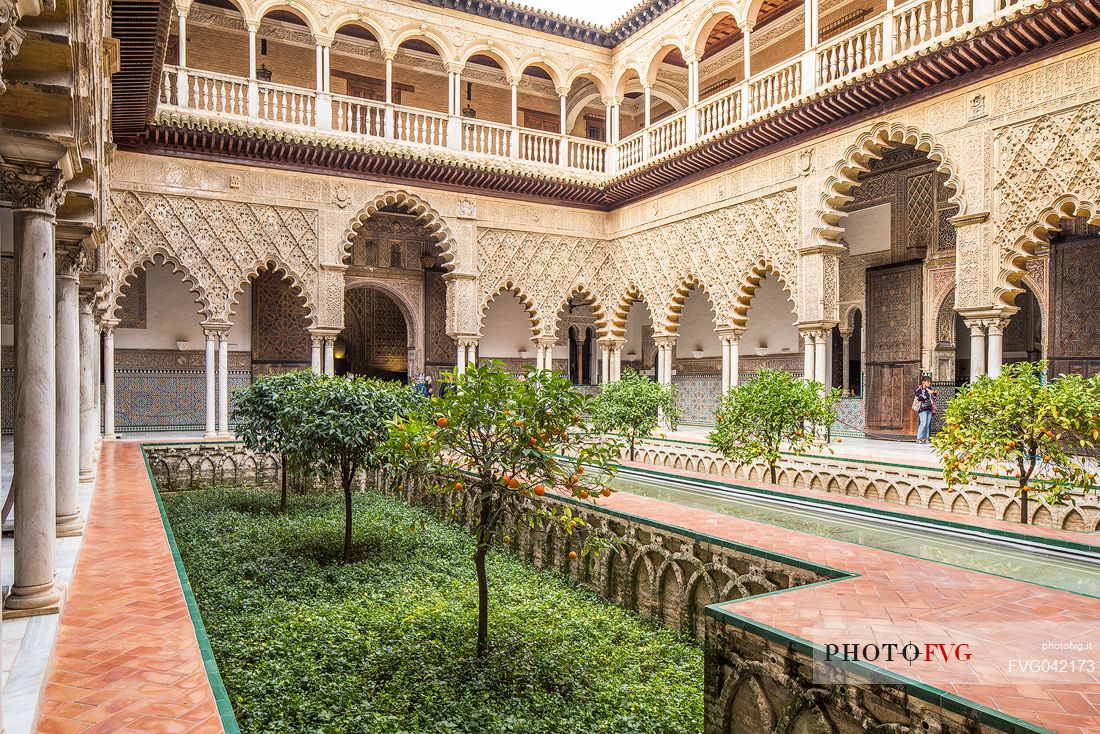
[732,260,796,329]
[816,122,967,245]
[478,283,542,338]
[608,284,651,338]
[341,190,457,271]
[109,251,211,323]
[661,275,720,335]
[550,282,612,339]
[229,257,317,328]
[994,194,1099,308]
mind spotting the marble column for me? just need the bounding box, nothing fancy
[720,338,731,392]
[310,335,322,374]
[55,249,84,536]
[729,336,740,389]
[204,330,217,437]
[217,332,229,434]
[802,332,815,381]
[4,164,65,615]
[987,319,1005,379]
[600,344,611,384]
[814,330,828,388]
[101,320,117,438]
[612,345,623,381]
[456,341,467,375]
[78,292,97,480]
[968,320,986,382]
[839,329,853,396]
[465,340,478,370]
[323,336,335,376]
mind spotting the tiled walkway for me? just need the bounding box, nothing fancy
[33,442,224,734]
[600,488,1100,734]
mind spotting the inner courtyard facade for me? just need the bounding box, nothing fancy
[2,0,1100,731]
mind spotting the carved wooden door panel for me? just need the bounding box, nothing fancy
[865,261,923,437]
[1049,229,1100,377]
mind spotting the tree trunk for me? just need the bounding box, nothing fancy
[279,452,288,513]
[1020,487,1030,525]
[342,476,354,563]
[629,436,636,462]
[474,541,489,657]
[769,463,777,485]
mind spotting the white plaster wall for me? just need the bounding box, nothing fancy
[115,261,252,350]
[842,204,892,255]
[741,276,799,355]
[675,289,721,357]
[479,292,534,358]
[622,300,653,371]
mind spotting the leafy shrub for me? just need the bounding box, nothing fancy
[164,488,702,734]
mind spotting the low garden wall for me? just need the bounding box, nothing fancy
[628,437,1100,532]
[143,442,1039,734]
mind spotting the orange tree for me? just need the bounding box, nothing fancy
[384,362,621,657]
[709,369,840,484]
[933,360,1100,523]
[588,369,681,461]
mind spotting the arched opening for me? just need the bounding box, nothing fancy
[556,292,602,386]
[171,0,250,78]
[245,267,311,376]
[834,143,960,439]
[479,290,538,373]
[339,286,410,381]
[517,62,566,135]
[114,257,232,431]
[740,273,800,377]
[396,36,450,116]
[1003,281,1043,368]
[620,296,655,377]
[694,12,744,100]
[343,201,453,381]
[671,285,722,422]
[564,75,608,140]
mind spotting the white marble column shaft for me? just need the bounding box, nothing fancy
[969,321,986,382]
[102,324,116,438]
[987,320,1005,379]
[204,331,217,436]
[78,294,97,480]
[323,337,335,376]
[55,256,83,535]
[217,332,229,434]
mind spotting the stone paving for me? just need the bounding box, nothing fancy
[32,442,224,734]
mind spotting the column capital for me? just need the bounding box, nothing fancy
[600,95,623,107]
[201,321,231,337]
[555,85,571,97]
[245,19,261,33]
[716,327,745,342]
[737,19,756,33]
[506,75,521,87]
[444,61,465,75]
[56,245,86,278]
[100,317,119,335]
[652,335,677,348]
[1,164,66,214]
[455,336,480,348]
[381,47,399,61]
[175,0,193,18]
[313,34,333,48]
[838,328,854,340]
[532,335,558,348]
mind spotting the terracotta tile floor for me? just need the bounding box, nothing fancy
[34,442,225,734]
[600,487,1100,734]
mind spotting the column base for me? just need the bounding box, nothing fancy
[79,469,95,482]
[56,511,85,537]
[3,580,63,619]
[101,433,116,441]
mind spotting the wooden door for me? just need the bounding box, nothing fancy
[1049,224,1100,377]
[865,261,923,437]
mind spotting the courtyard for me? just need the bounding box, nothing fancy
[2,0,1100,731]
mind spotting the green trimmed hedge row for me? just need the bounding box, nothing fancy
[164,489,703,734]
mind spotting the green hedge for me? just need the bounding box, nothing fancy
[164,489,703,734]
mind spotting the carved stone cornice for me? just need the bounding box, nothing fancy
[0,0,26,96]
[1,164,66,213]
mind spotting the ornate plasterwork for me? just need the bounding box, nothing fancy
[341,190,457,272]
[816,121,967,247]
[106,190,319,324]
[992,102,1100,307]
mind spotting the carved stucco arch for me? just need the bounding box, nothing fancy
[608,284,653,339]
[249,0,324,36]
[816,121,967,245]
[328,15,392,48]
[515,57,567,89]
[551,282,612,340]
[563,68,611,99]
[840,303,862,332]
[389,26,456,65]
[341,190,458,271]
[230,257,317,328]
[457,44,518,79]
[688,4,742,58]
[342,277,423,378]
[661,275,725,336]
[477,284,542,339]
[109,251,211,323]
[732,260,797,330]
[642,41,689,86]
[933,285,956,346]
[994,194,1099,308]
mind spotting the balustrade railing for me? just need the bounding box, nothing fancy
[393,107,449,147]
[567,139,606,173]
[257,82,316,127]
[894,0,972,53]
[749,60,802,115]
[160,0,1022,177]
[648,111,688,159]
[817,17,884,85]
[518,129,561,166]
[697,86,741,138]
[462,119,511,157]
[332,94,386,137]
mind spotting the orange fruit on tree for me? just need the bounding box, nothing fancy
[532,484,545,496]
[577,466,584,474]
[601,488,612,497]
[515,420,525,427]
[568,551,578,560]
[579,489,590,500]
[529,437,538,446]
[454,481,464,491]
[570,474,579,485]
[508,477,520,490]
[436,416,448,428]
